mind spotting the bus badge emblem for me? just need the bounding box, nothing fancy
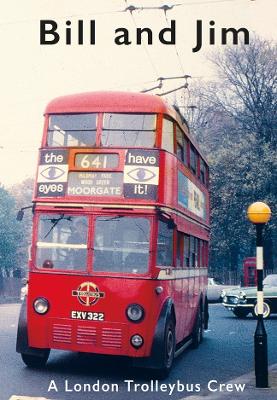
[72,282,105,306]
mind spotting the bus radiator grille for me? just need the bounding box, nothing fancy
[77,326,97,345]
[52,324,72,344]
[50,320,125,350]
[101,328,122,349]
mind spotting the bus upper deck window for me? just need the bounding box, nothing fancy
[200,159,207,185]
[183,136,189,166]
[189,145,197,174]
[101,113,156,147]
[176,126,184,162]
[162,118,174,154]
[47,114,97,147]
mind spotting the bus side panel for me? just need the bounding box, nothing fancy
[132,298,174,369]
[16,297,49,357]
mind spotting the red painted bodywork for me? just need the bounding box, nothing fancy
[26,91,210,359]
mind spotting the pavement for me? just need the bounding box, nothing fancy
[9,397,53,400]
[9,397,52,400]
[184,363,277,400]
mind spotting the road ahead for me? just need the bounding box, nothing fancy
[1,303,277,400]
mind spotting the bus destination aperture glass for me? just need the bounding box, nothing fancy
[67,172,123,196]
[75,153,119,169]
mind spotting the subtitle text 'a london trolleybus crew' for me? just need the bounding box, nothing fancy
[16,91,210,377]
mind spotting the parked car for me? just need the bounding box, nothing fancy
[222,274,277,318]
[207,277,238,302]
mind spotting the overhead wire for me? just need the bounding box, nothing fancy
[124,0,160,79]
[159,1,185,76]
[124,0,242,10]
[0,0,252,27]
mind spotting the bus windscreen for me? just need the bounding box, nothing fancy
[36,214,88,271]
[93,216,150,274]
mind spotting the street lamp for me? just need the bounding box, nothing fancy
[247,201,271,388]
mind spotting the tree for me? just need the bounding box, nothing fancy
[9,178,34,276]
[183,37,277,276]
[209,36,277,145]
[0,185,24,291]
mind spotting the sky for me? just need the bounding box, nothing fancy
[0,0,276,186]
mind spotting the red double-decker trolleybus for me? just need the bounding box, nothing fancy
[17,91,210,377]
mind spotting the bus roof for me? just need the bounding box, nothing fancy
[43,91,210,162]
[45,91,189,130]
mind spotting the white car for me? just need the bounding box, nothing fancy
[207,278,239,302]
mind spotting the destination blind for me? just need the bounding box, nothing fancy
[36,148,160,200]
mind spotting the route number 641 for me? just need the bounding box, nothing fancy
[75,153,118,169]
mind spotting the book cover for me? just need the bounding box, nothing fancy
[0,1,276,399]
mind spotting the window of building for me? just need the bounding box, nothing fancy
[162,118,174,153]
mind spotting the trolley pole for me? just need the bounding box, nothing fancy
[247,202,271,389]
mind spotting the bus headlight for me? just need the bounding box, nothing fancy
[131,334,144,348]
[126,304,144,323]
[33,297,49,315]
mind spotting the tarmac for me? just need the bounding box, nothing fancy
[184,363,277,400]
